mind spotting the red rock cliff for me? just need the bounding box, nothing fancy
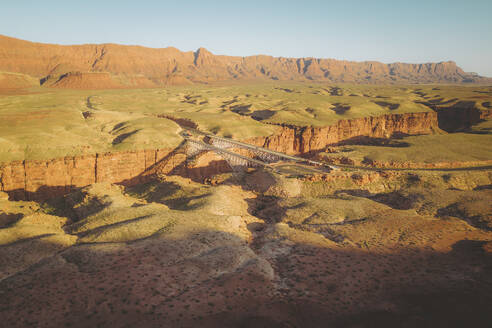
[1,34,490,86]
[251,111,439,154]
[0,111,457,201]
[0,148,185,201]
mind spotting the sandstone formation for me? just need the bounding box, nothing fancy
[2,105,492,201]
[0,111,441,201]
[434,102,492,131]
[0,148,185,201]
[254,111,440,154]
[0,34,490,89]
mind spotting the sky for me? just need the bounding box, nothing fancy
[1,0,491,76]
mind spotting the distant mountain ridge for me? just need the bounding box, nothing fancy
[0,34,490,89]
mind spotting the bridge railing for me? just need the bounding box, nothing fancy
[185,138,275,172]
[185,128,338,170]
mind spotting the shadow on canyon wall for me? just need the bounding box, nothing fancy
[3,105,492,202]
[417,100,490,132]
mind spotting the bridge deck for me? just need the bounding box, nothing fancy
[184,138,276,170]
[181,128,492,175]
[183,128,337,170]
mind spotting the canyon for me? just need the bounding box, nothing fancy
[0,148,183,201]
[2,108,489,202]
[2,4,492,327]
[1,34,491,89]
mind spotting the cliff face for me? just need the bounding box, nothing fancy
[436,104,492,132]
[1,34,490,87]
[0,148,186,201]
[0,111,443,200]
[254,111,440,154]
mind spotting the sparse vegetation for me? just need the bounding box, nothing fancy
[1,83,491,163]
[0,83,491,327]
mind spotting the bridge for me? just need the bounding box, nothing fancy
[180,128,492,175]
[181,128,337,175]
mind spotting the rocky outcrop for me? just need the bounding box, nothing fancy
[179,152,231,182]
[0,148,184,201]
[436,106,492,132]
[1,34,490,87]
[0,110,487,201]
[252,111,439,154]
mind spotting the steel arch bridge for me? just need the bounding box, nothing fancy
[182,129,336,174]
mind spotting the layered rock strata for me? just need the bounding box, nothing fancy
[254,112,440,154]
[1,34,490,87]
[0,111,444,200]
[0,149,185,201]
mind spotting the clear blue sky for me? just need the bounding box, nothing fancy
[2,0,491,76]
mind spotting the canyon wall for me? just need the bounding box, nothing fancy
[3,109,491,201]
[0,111,443,201]
[254,111,440,154]
[436,105,492,132]
[1,34,490,87]
[0,148,186,201]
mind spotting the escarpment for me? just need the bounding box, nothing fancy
[254,111,440,154]
[0,111,449,201]
[0,149,186,201]
[1,34,490,87]
[2,107,491,201]
[437,105,492,132]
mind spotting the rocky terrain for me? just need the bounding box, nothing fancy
[0,167,491,327]
[0,41,491,326]
[1,34,491,89]
[0,110,442,201]
[1,84,491,203]
[0,91,491,326]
